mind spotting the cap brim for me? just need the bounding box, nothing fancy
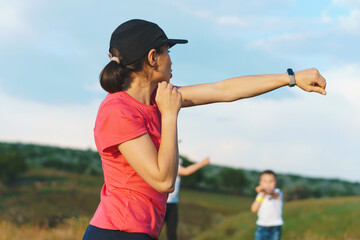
[167,39,188,48]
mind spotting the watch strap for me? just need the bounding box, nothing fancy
[287,68,296,87]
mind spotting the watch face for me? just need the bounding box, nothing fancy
[287,69,296,86]
[287,68,294,75]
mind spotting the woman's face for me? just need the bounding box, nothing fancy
[153,45,172,82]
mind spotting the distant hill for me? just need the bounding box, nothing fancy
[1,141,359,200]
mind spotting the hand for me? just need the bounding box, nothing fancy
[294,68,327,95]
[255,185,264,193]
[201,157,210,166]
[271,191,280,198]
[155,82,182,116]
[264,188,273,194]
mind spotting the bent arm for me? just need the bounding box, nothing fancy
[178,68,326,107]
[178,157,210,176]
[251,193,265,213]
[118,114,179,193]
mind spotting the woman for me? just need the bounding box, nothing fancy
[83,19,326,240]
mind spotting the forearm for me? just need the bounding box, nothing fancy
[179,161,205,176]
[251,193,265,213]
[251,201,261,213]
[156,114,179,190]
[218,73,289,102]
[179,73,290,107]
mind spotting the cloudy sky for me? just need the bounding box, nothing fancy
[1,0,359,182]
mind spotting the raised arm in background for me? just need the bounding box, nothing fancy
[178,157,210,176]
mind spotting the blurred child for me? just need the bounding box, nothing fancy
[162,157,210,240]
[251,170,283,240]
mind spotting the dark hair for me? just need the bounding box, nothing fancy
[100,46,165,93]
[260,170,277,179]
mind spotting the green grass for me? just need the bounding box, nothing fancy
[159,190,253,239]
[0,169,102,227]
[1,169,359,240]
[193,196,360,240]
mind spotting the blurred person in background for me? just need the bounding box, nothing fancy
[251,170,283,240]
[162,157,210,240]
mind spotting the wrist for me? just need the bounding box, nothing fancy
[279,72,290,86]
[287,68,296,87]
[256,195,264,203]
[161,113,178,122]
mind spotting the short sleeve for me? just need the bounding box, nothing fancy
[94,101,148,153]
[274,188,283,199]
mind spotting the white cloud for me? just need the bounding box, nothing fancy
[169,3,251,29]
[332,0,360,7]
[328,63,360,106]
[0,1,35,45]
[321,11,333,24]
[215,15,249,28]
[83,81,104,93]
[0,90,99,150]
[338,9,360,33]
[249,32,309,53]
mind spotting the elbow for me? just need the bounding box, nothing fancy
[160,186,175,193]
[250,203,257,213]
[154,180,175,193]
[250,206,258,213]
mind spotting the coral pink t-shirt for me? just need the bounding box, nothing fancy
[90,91,167,239]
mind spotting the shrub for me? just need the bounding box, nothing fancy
[0,151,28,184]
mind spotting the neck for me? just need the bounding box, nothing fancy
[125,76,157,105]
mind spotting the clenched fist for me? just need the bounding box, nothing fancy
[155,82,182,116]
[294,68,327,95]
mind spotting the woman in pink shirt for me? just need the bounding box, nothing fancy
[83,19,326,240]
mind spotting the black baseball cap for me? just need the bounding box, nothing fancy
[110,19,188,65]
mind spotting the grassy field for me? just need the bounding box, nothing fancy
[0,169,359,240]
[193,196,360,240]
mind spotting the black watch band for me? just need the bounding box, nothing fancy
[287,68,296,87]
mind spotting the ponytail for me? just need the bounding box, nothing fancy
[100,60,127,93]
[99,45,165,93]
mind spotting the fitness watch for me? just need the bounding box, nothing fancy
[287,68,296,87]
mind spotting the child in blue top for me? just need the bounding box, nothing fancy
[251,170,283,240]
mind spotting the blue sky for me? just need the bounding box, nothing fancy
[1,0,360,181]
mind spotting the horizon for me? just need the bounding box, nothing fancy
[1,140,358,184]
[1,0,360,182]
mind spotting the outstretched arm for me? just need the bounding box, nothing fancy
[178,68,326,107]
[178,157,210,176]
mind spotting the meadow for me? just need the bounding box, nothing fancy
[0,168,359,240]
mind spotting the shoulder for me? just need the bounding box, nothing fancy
[274,188,283,199]
[98,92,141,119]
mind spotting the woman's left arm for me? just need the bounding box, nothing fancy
[178,68,326,107]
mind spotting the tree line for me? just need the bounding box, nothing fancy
[1,142,359,200]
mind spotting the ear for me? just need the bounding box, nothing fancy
[147,49,157,68]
